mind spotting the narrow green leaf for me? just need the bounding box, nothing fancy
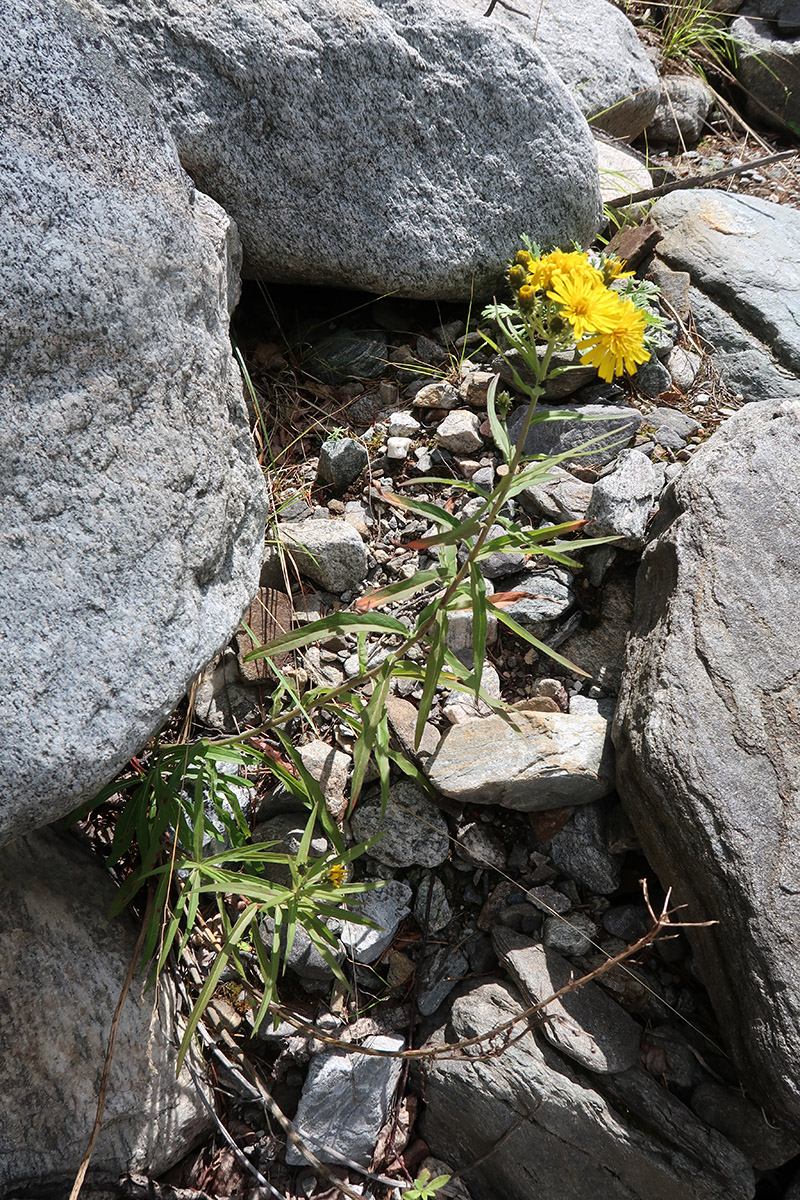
[486,373,512,464]
[468,562,487,692]
[381,491,462,528]
[350,665,394,810]
[488,603,589,676]
[245,611,408,660]
[354,567,450,611]
[416,612,447,749]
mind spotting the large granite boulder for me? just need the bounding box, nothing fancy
[650,190,800,387]
[614,400,800,1135]
[0,0,268,845]
[0,830,212,1191]
[419,982,754,1200]
[71,0,603,299]
[469,0,661,139]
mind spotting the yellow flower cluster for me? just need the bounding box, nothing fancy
[325,863,348,888]
[508,248,649,383]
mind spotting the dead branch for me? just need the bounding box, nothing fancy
[607,147,798,209]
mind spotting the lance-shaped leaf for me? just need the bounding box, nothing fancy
[354,566,449,612]
[350,664,394,811]
[468,561,487,690]
[486,373,512,464]
[488,602,589,676]
[244,610,408,660]
[416,611,448,749]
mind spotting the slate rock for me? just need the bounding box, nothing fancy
[690,1081,800,1171]
[415,873,454,933]
[519,465,594,524]
[306,331,388,384]
[651,190,800,377]
[614,399,800,1134]
[0,831,211,1191]
[647,76,714,145]
[317,437,369,489]
[647,406,701,439]
[277,519,367,593]
[558,569,636,693]
[350,781,450,868]
[339,880,412,964]
[585,449,666,551]
[77,0,602,299]
[547,800,623,894]
[417,944,471,1016]
[492,929,641,1073]
[454,820,509,871]
[687,286,800,402]
[286,1035,404,1166]
[478,0,660,139]
[420,982,754,1200]
[732,14,800,128]
[0,0,268,845]
[738,0,800,33]
[634,356,673,398]
[426,710,614,810]
[508,403,643,470]
[501,567,575,637]
[542,910,596,955]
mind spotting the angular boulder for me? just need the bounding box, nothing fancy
[651,190,800,381]
[71,0,603,298]
[614,400,800,1134]
[0,831,211,1190]
[419,982,754,1200]
[732,14,800,129]
[0,0,268,845]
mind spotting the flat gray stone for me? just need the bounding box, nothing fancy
[0,831,212,1190]
[519,465,594,524]
[687,286,800,402]
[508,404,643,471]
[350,781,450,868]
[646,407,701,438]
[690,1080,800,1170]
[339,879,412,964]
[542,910,596,956]
[436,409,484,454]
[286,1035,404,1166]
[426,711,614,810]
[647,76,713,145]
[493,929,641,1073]
[614,399,800,1135]
[417,944,471,1016]
[652,190,800,377]
[502,567,575,637]
[0,0,268,844]
[277,519,367,593]
[476,0,660,139]
[585,449,666,551]
[75,0,602,299]
[547,801,623,894]
[420,982,754,1200]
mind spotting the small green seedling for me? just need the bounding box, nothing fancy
[402,1168,452,1199]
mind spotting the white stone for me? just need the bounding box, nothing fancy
[387,436,413,459]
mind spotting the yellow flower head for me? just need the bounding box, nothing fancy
[325,863,348,888]
[515,249,533,268]
[546,274,621,340]
[577,297,650,382]
[541,249,603,289]
[602,255,636,284]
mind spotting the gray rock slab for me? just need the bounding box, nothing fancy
[415,873,454,932]
[492,929,641,1073]
[0,0,268,845]
[585,449,665,551]
[614,399,800,1135]
[473,0,660,139]
[385,696,443,769]
[651,190,800,376]
[542,910,596,956]
[647,76,714,145]
[732,14,800,129]
[339,879,412,964]
[690,1080,800,1171]
[519,465,594,524]
[739,0,800,33]
[508,404,643,471]
[686,286,800,402]
[547,800,623,894]
[0,831,211,1190]
[417,944,471,1016]
[426,711,614,810]
[277,519,367,594]
[420,982,754,1200]
[501,567,575,637]
[350,781,450,868]
[287,1034,404,1166]
[75,0,602,300]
